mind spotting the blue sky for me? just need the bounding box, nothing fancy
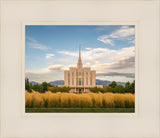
[25,25,135,83]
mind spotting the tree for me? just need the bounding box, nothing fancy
[114,85,125,93]
[131,80,135,94]
[25,78,31,92]
[106,86,113,92]
[47,83,52,87]
[42,81,48,93]
[60,87,70,93]
[109,81,117,88]
[90,87,102,93]
[125,81,130,87]
[125,81,134,93]
[32,84,43,93]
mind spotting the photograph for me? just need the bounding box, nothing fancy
[25,25,135,113]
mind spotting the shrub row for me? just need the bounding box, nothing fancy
[25,91,135,108]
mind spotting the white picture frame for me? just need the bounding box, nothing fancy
[0,0,159,138]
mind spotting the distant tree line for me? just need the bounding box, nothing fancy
[90,81,135,94]
[25,78,70,93]
[25,78,135,94]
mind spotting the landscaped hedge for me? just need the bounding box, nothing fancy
[25,91,135,108]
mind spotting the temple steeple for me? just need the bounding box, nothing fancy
[77,44,83,69]
[64,43,98,93]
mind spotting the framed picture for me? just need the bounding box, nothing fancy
[1,0,159,138]
[24,24,136,114]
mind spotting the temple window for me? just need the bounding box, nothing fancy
[72,78,74,85]
[86,78,88,85]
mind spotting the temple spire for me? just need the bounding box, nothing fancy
[79,44,81,60]
[77,44,83,68]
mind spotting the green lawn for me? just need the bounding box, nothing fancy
[25,108,135,113]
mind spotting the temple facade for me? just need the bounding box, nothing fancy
[64,44,102,93]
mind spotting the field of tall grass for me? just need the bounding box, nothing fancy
[25,91,135,108]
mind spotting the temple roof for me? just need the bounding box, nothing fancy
[77,44,83,69]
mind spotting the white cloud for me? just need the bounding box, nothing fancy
[113,26,135,38]
[58,46,135,78]
[48,65,65,70]
[26,46,135,82]
[94,56,135,74]
[26,64,66,75]
[29,43,49,50]
[26,64,66,83]
[96,72,134,78]
[46,54,54,59]
[27,36,37,43]
[27,36,50,50]
[26,68,50,75]
[58,51,77,57]
[97,26,135,46]
[59,46,135,65]
[85,48,92,50]
[26,69,64,83]
[98,38,114,46]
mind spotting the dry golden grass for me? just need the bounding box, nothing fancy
[81,94,93,108]
[25,91,135,108]
[124,93,135,108]
[70,93,81,108]
[32,91,44,108]
[25,90,33,108]
[103,93,115,108]
[60,93,70,108]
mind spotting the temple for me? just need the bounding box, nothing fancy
[63,44,102,93]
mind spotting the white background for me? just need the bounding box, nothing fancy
[0,0,159,138]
